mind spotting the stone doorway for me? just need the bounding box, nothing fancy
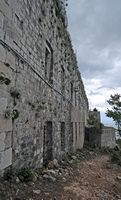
[43,121,53,166]
[61,122,65,151]
[70,122,73,150]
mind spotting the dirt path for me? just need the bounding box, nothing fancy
[61,155,121,200]
[1,155,121,200]
[31,155,121,200]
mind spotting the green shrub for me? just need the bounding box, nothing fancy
[110,149,121,166]
[5,109,19,120]
[116,139,121,148]
[4,169,16,181]
[18,168,37,182]
[0,72,11,85]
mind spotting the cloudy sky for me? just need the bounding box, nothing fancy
[67,0,121,126]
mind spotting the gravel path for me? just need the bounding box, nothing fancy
[62,155,121,200]
[1,154,121,200]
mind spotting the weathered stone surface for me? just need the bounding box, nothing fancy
[0,132,5,151]
[43,174,56,182]
[5,131,12,149]
[0,11,4,29]
[0,0,88,175]
[0,45,6,62]
[33,190,41,195]
[85,110,116,148]
[0,98,8,114]
[0,148,12,170]
[101,127,116,148]
[6,51,16,70]
[0,118,12,132]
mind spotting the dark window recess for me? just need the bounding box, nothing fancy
[61,66,65,95]
[78,95,81,109]
[75,90,77,107]
[45,41,53,84]
[75,122,77,143]
[71,82,73,102]
[61,122,65,151]
[79,122,81,136]
[38,17,42,24]
[70,122,73,147]
[43,121,53,166]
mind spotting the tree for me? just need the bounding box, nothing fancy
[93,108,98,112]
[106,94,121,136]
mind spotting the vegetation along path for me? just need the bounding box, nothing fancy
[1,152,121,200]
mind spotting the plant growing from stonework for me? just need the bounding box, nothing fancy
[106,94,121,136]
[5,109,19,120]
[27,101,35,110]
[18,168,38,182]
[0,72,11,85]
[10,88,21,99]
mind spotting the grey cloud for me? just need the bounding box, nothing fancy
[89,91,100,96]
[97,86,115,90]
[67,0,121,88]
[67,0,121,47]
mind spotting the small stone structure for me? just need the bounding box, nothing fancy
[89,110,101,122]
[85,126,101,147]
[0,0,88,175]
[101,126,116,148]
[85,110,116,148]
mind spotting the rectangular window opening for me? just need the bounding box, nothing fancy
[61,66,65,95]
[45,41,53,84]
[61,122,65,151]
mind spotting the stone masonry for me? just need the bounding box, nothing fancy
[0,0,88,175]
[101,126,116,148]
[85,110,116,148]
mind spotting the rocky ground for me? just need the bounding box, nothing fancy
[0,149,121,200]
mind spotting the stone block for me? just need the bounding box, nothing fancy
[0,61,9,74]
[0,61,13,84]
[0,11,4,29]
[10,0,21,14]
[36,149,40,155]
[0,45,6,63]
[5,131,11,149]
[0,132,5,151]
[0,98,8,114]
[4,34,13,48]
[6,51,16,70]
[0,29,5,40]
[34,138,36,145]
[0,117,12,132]
[0,148,12,170]
[40,158,43,164]
[0,0,12,20]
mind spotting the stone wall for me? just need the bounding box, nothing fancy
[85,127,101,147]
[85,110,116,149]
[101,127,116,148]
[0,0,88,175]
[89,110,101,123]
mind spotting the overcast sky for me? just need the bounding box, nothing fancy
[67,0,121,126]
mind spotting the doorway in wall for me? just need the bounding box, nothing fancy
[43,121,53,166]
[61,122,65,151]
[70,122,73,149]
